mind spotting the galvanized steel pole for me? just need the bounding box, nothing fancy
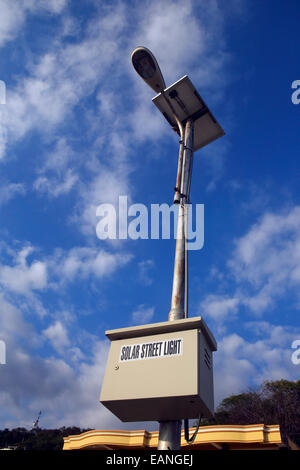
[157,118,194,450]
[168,118,194,322]
[157,420,182,450]
[160,90,185,205]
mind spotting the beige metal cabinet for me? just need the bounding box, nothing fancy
[100,316,217,422]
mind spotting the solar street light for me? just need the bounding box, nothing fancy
[130,46,224,451]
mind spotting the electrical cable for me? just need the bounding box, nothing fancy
[184,415,203,444]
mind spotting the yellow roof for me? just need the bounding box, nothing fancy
[63,424,283,450]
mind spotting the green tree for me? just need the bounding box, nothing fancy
[212,380,300,446]
[0,426,90,450]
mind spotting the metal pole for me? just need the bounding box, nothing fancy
[184,203,189,318]
[173,135,185,204]
[157,118,194,450]
[157,420,182,450]
[161,90,184,205]
[168,118,194,322]
[184,127,194,318]
[168,201,186,321]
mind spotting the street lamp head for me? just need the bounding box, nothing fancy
[131,46,166,93]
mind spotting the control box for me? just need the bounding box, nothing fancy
[100,316,217,422]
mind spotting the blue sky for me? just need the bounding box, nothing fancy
[0,0,299,431]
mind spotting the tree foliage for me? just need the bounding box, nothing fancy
[212,379,300,446]
[0,426,90,450]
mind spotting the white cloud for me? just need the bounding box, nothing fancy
[230,208,300,272]
[0,0,234,255]
[0,237,134,428]
[132,0,224,88]
[198,206,300,405]
[0,251,136,429]
[229,206,300,314]
[0,3,127,160]
[33,138,80,197]
[0,182,26,206]
[0,1,27,47]
[200,294,240,321]
[202,206,300,322]
[0,0,67,48]
[0,3,135,236]
[0,241,132,298]
[138,259,154,286]
[0,293,35,345]
[40,137,75,172]
[214,323,300,406]
[0,327,123,429]
[0,261,47,294]
[131,304,155,324]
[34,169,78,198]
[43,320,70,353]
[0,0,232,201]
[0,245,47,295]
[29,0,68,14]
[73,165,131,237]
[50,246,132,284]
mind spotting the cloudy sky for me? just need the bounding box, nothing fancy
[0,0,299,431]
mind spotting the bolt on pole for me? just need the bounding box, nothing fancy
[157,118,194,450]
